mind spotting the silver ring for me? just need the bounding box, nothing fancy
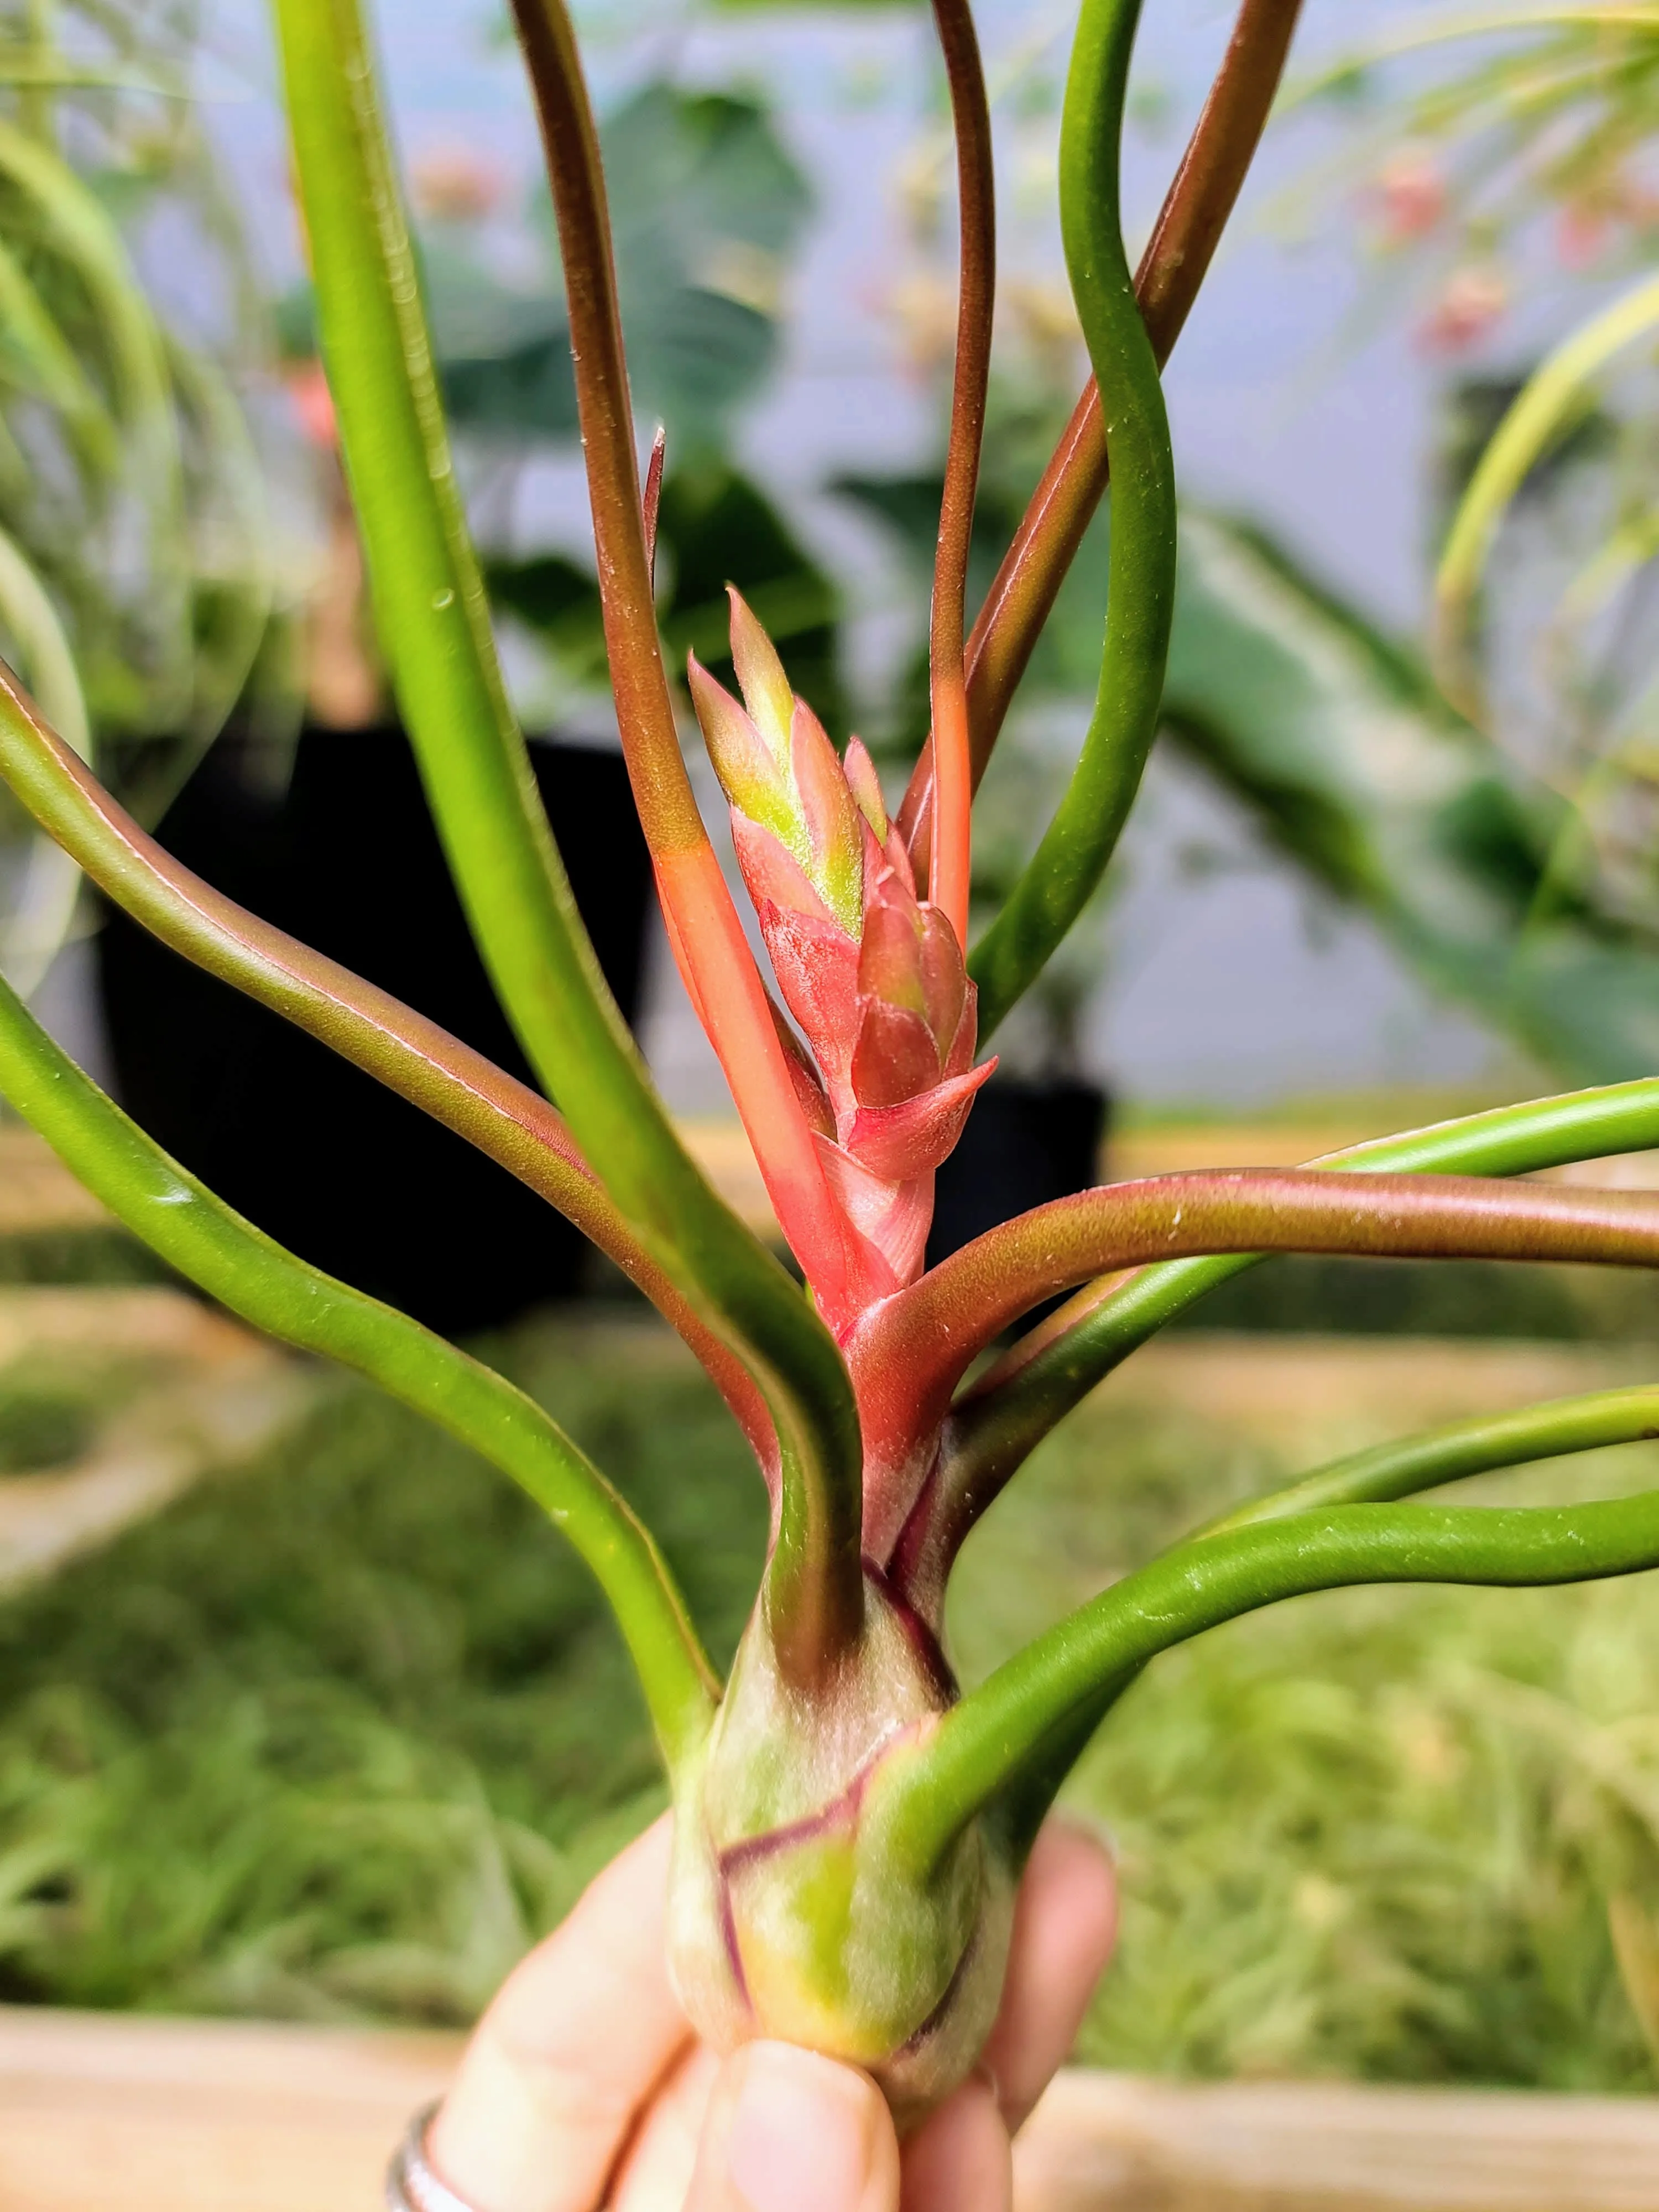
[386,2102,479,2212]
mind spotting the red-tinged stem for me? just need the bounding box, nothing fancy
[897,0,1303,869]
[0,661,783,1488]
[854,1166,1659,1584]
[508,0,851,1317]
[655,846,856,1319]
[925,0,994,944]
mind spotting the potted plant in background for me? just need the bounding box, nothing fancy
[15,0,1659,2152]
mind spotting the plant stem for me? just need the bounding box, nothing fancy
[0,971,718,1773]
[275,0,864,1685]
[926,1080,1659,1574]
[0,663,781,1484]
[874,1486,1659,1879]
[967,0,1177,1037]
[1203,1384,1659,1535]
[865,1166,1659,1558]
[897,0,1302,860]
[925,0,994,946]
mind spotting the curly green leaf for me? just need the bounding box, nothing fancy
[875,1484,1659,1877]
[967,0,1176,1037]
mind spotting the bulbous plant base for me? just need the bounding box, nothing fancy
[667,1580,1018,2124]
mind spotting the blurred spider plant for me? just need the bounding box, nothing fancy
[0,0,270,996]
[1295,4,1659,967]
[18,0,1659,2119]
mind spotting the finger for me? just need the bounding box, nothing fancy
[685,2041,901,2212]
[429,1814,691,2212]
[610,2042,721,2212]
[982,1816,1117,2133]
[899,2073,1011,2212]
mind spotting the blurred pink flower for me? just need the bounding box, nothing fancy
[1556,203,1611,269]
[286,358,337,448]
[1374,147,1447,243]
[1420,264,1508,353]
[409,144,504,223]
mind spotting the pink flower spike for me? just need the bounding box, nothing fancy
[852,998,941,1109]
[727,587,795,757]
[730,811,837,930]
[942,977,981,1078]
[812,1138,922,1298]
[844,738,889,840]
[286,359,338,449]
[790,702,864,936]
[843,1059,995,1182]
[859,899,929,1021]
[882,826,918,900]
[749,897,862,1093]
[768,999,837,1138]
[688,656,796,846]
[917,905,968,1057]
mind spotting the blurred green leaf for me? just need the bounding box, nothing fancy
[431,81,812,453]
[0,3,272,804]
[489,457,846,735]
[1164,512,1659,1083]
[655,458,844,734]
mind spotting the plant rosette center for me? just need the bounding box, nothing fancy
[667,1575,1015,2119]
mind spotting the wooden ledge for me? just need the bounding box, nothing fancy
[0,2007,455,2212]
[1012,2068,1659,2212]
[4,2006,1659,2211]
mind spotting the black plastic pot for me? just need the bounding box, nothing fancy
[926,1076,1109,1272]
[97,724,653,1336]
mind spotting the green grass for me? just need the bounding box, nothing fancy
[1171,1255,1659,1340]
[0,1227,178,1289]
[0,1374,97,1472]
[0,1316,766,2022]
[0,1344,166,1475]
[3,1298,1659,2093]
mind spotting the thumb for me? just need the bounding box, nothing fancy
[686,2041,900,2212]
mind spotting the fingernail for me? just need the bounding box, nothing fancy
[724,2042,879,2212]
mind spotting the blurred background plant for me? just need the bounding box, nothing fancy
[1279,6,1659,1047]
[0,0,273,999]
[827,0,1659,1095]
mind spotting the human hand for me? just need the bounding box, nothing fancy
[425,1811,1115,2212]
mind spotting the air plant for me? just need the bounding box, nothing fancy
[14,0,1659,2125]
